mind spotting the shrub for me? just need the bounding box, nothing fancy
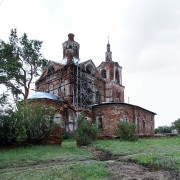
[0,108,17,145]
[61,130,74,140]
[76,114,99,146]
[0,102,57,145]
[116,121,138,141]
[16,102,57,144]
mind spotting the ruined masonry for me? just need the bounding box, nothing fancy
[28,33,156,137]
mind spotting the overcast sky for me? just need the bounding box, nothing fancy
[1,0,180,127]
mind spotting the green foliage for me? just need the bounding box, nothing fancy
[0,93,8,105]
[155,126,172,134]
[76,114,99,146]
[172,118,180,133]
[116,121,138,141]
[0,108,17,145]
[61,130,74,140]
[0,28,48,101]
[0,103,57,145]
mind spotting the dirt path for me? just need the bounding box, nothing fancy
[107,161,178,180]
[0,146,179,180]
[0,159,97,173]
[84,146,180,180]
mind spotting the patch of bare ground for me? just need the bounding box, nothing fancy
[107,161,179,180]
[85,146,180,180]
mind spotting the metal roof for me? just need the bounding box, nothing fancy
[28,92,61,101]
[92,102,156,115]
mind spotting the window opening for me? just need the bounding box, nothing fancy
[47,65,55,78]
[101,69,106,78]
[86,64,93,75]
[115,69,120,84]
[135,116,140,129]
[96,91,101,104]
[143,119,146,133]
[97,117,103,129]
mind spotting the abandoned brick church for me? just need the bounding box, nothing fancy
[28,33,156,137]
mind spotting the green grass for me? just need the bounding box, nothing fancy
[0,162,110,180]
[1,138,180,179]
[91,137,180,173]
[0,140,94,169]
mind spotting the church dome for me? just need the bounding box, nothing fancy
[28,92,61,101]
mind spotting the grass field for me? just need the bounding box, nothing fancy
[0,137,179,179]
[92,137,180,173]
[0,162,110,180]
[0,140,94,169]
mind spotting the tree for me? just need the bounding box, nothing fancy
[155,126,172,134]
[0,29,47,101]
[0,92,8,106]
[172,118,180,133]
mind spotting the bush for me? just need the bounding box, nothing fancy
[61,130,74,140]
[76,114,99,146]
[0,102,57,146]
[116,121,138,141]
[16,103,57,144]
[0,108,17,145]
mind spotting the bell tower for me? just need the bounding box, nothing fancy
[62,33,80,64]
[97,40,125,103]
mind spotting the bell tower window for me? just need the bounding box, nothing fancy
[115,69,120,84]
[101,69,106,78]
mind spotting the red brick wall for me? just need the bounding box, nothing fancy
[92,103,155,137]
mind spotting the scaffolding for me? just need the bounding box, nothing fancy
[35,62,105,110]
[72,63,94,108]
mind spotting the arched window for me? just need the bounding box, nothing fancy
[115,90,121,102]
[86,64,93,75]
[115,69,120,84]
[143,116,146,133]
[116,90,120,98]
[135,115,140,131]
[101,69,106,78]
[121,111,129,122]
[97,117,103,130]
[47,65,55,78]
[96,91,101,104]
[54,114,62,126]
[143,120,146,133]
